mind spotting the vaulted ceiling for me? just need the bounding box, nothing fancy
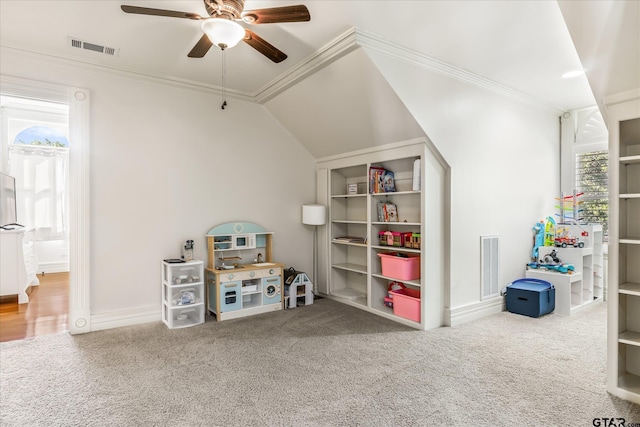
[2,1,637,159]
[1,0,601,110]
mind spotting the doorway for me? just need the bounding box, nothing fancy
[0,75,91,335]
[0,96,70,341]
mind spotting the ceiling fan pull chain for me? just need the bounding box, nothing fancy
[221,49,227,110]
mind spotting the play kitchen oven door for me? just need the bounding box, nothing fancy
[219,281,241,312]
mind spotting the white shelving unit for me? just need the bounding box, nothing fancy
[316,138,447,330]
[606,94,640,405]
[529,226,603,315]
[162,260,205,329]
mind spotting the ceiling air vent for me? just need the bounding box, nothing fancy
[68,37,119,57]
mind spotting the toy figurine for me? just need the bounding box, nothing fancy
[182,239,194,261]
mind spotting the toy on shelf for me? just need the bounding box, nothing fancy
[532,217,556,261]
[532,221,544,260]
[284,268,313,309]
[526,248,575,274]
[543,216,556,247]
[554,234,584,248]
[555,190,584,225]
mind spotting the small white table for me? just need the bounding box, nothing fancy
[525,269,590,315]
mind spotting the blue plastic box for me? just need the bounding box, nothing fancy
[505,278,555,318]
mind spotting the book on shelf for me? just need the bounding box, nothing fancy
[369,167,396,193]
[412,158,420,191]
[333,236,366,244]
[377,201,399,222]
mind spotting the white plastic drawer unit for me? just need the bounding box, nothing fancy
[164,305,204,329]
[164,284,204,308]
[164,264,202,285]
[162,260,205,329]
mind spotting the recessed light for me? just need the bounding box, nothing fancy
[562,69,585,79]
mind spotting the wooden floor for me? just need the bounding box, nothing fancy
[0,272,69,343]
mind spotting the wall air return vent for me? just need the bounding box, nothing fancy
[68,37,119,57]
[480,235,500,300]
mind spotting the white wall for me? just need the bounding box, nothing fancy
[1,49,317,317]
[364,48,560,315]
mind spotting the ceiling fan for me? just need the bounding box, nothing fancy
[121,0,311,63]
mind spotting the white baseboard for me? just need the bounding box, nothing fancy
[37,261,70,274]
[445,297,505,326]
[90,305,161,332]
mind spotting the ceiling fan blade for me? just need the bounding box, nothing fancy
[241,5,310,24]
[188,34,214,58]
[121,5,204,20]
[243,30,287,63]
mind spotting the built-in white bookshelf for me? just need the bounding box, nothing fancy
[606,94,640,405]
[316,138,447,330]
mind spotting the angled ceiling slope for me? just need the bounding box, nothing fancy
[558,0,640,118]
[264,47,426,159]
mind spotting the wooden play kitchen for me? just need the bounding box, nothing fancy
[205,222,285,321]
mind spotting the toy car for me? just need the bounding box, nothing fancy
[554,236,584,248]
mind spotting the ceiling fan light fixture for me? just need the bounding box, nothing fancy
[201,19,245,50]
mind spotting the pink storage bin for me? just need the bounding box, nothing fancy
[377,252,421,281]
[390,287,421,322]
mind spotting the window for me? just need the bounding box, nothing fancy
[1,97,70,242]
[563,107,609,241]
[575,150,608,239]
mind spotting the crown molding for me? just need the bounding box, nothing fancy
[253,28,359,104]
[0,44,253,103]
[3,28,566,113]
[603,88,640,107]
[354,28,564,114]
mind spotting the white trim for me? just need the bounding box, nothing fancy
[91,306,160,332]
[3,27,566,113]
[603,88,640,107]
[0,75,91,335]
[38,261,70,274]
[354,28,565,114]
[445,297,504,326]
[316,136,426,163]
[0,45,253,103]
[253,28,359,103]
[68,86,91,334]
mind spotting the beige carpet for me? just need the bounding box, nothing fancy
[1,298,639,426]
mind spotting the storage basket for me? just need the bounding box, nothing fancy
[390,287,421,322]
[377,252,420,281]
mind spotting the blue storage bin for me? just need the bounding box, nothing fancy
[505,278,555,318]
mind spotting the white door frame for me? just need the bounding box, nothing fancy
[1,75,91,334]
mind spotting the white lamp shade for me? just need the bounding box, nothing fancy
[302,204,326,225]
[201,19,246,49]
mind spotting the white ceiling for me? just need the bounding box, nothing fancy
[0,0,601,111]
[557,0,640,113]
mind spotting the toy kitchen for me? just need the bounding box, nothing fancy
[205,222,284,321]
